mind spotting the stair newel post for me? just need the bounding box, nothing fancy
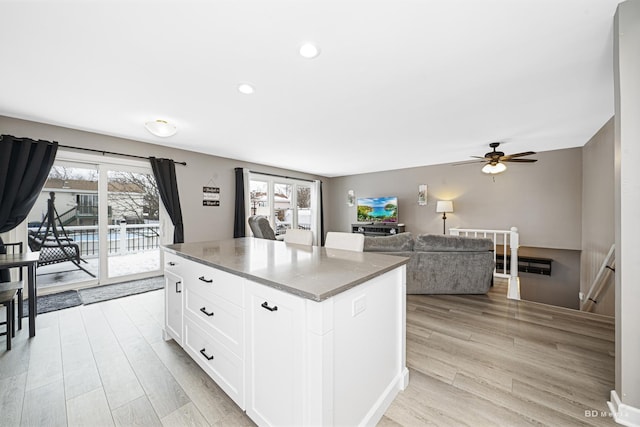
[507,226,520,300]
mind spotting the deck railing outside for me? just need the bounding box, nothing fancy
[449,226,520,300]
[28,222,160,258]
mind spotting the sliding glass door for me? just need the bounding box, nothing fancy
[107,168,160,279]
[27,153,162,291]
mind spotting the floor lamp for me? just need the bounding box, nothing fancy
[436,201,454,234]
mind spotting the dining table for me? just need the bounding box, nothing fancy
[0,251,40,337]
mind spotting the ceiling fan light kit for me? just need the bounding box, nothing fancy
[482,162,507,174]
[145,119,177,137]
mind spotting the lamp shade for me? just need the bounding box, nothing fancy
[145,119,177,137]
[436,200,453,213]
[482,162,507,174]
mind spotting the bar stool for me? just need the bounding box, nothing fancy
[0,287,18,350]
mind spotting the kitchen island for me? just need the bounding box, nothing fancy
[163,237,409,427]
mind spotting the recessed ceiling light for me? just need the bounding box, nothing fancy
[299,42,320,59]
[238,83,255,95]
[144,119,177,137]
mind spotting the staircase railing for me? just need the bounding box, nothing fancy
[581,244,615,312]
[450,226,520,300]
[58,206,78,226]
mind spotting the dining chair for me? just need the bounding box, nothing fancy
[0,242,24,333]
[0,288,18,350]
[284,229,313,245]
[324,232,364,252]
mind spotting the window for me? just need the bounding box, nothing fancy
[248,173,320,244]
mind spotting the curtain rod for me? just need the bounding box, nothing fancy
[249,169,316,183]
[58,145,187,166]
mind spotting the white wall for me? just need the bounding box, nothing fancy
[612,0,640,418]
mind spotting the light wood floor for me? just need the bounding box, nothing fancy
[0,279,615,426]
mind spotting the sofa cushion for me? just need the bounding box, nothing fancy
[414,234,493,252]
[363,232,414,252]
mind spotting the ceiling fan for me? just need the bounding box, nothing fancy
[455,142,537,174]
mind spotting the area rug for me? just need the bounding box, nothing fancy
[79,276,164,305]
[22,275,164,316]
[22,290,83,317]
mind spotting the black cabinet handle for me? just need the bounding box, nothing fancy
[199,348,214,360]
[168,261,176,266]
[198,276,213,283]
[175,281,182,293]
[200,307,214,317]
[261,301,278,312]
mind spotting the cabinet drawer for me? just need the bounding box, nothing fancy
[185,283,243,357]
[184,260,244,307]
[164,252,184,275]
[184,317,244,408]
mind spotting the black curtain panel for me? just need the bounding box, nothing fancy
[0,134,58,281]
[150,157,184,244]
[233,167,245,238]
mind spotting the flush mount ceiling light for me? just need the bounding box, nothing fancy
[299,42,320,59]
[144,119,177,137]
[237,83,255,95]
[482,162,507,174]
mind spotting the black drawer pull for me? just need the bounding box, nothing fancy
[175,281,182,293]
[200,307,214,317]
[198,276,213,283]
[168,261,176,266]
[199,348,214,360]
[261,301,278,312]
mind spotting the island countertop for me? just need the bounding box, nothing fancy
[163,237,409,302]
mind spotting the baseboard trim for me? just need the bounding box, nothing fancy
[608,390,640,427]
[360,367,409,426]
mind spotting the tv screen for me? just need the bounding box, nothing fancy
[357,196,398,223]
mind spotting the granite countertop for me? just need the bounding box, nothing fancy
[163,237,409,302]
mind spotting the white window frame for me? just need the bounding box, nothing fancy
[247,171,321,245]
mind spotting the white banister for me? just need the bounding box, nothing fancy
[450,226,520,300]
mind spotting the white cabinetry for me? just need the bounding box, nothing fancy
[245,281,305,427]
[163,247,407,427]
[163,253,184,344]
[182,260,245,407]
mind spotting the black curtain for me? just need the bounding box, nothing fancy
[1,135,58,281]
[233,167,245,237]
[150,157,184,244]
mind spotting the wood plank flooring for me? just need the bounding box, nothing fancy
[0,279,615,426]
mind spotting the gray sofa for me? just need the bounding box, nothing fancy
[364,232,494,294]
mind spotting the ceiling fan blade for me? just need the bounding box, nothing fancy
[502,158,537,163]
[500,151,536,160]
[451,159,488,166]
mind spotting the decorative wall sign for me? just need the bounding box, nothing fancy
[418,184,427,205]
[347,189,355,207]
[203,186,220,206]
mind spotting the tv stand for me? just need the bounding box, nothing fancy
[352,223,405,236]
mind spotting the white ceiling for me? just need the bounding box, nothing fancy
[0,0,621,177]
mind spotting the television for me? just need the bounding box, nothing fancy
[356,196,398,223]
